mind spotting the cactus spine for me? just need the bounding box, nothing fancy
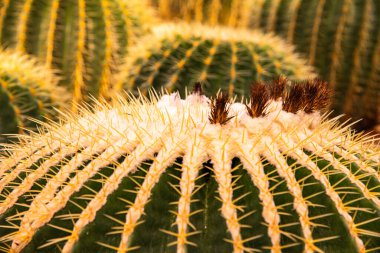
[0,50,67,143]
[0,80,380,253]
[0,0,152,110]
[150,0,380,129]
[118,23,315,97]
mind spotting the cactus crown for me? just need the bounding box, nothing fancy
[0,50,67,142]
[151,0,380,129]
[1,80,380,253]
[118,23,315,97]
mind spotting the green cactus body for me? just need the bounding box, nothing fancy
[150,0,380,129]
[0,50,67,143]
[0,81,379,253]
[150,0,247,26]
[0,0,152,110]
[118,23,314,97]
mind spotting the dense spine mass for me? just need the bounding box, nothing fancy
[151,0,380,129]
[0,50,66,143]
[0,81,379,253]
[0,0,152,110]
[118,23,314,97]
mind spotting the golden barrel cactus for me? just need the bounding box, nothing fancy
[0,0,153,110]
[118,23,315,99]
[0,50,67,143]
[0,80,380,252]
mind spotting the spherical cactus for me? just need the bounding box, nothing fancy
[1,79,380,253]
[117,23,315,98]
[0,49,67,143]
[0,0,153,111]
[149,0,380,130]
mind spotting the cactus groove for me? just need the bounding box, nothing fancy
[0,80,380,252]
[0,50,67,143]
[150,0,380,130]
[0,0,152,110]
[117,23,315,97]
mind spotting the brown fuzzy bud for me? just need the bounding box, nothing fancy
[268,76,287,100]
[303,79,330,113]
[192,81,203,95]
[246,82,270,117]
[209,92,233,125]
[283,83,307,113]
[283,79,330,114]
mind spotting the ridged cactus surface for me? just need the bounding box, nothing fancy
[151,0,380,129]
[0,0,152,110]
[0,50,66,143]
[1,81,380,253]
[150,0,247,26]
[118,23,314,97]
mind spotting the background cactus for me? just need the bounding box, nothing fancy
[149,0,380,130]
[150,0,247,26]
[0,50,67,143]
[0,81,379,253]
[0,0,153,110]
[117,23,315,97]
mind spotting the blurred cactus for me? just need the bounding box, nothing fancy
[0,50,67,143]
[0,0,153,111]
[150,0,380,130]
[1,82,380,252]
[150,0,249,26]
[117,23,314,97]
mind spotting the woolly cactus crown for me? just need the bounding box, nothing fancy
[150,0,380,129]
[0,49,67,142]
[0,80,379,253]
[117,23,315,97]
